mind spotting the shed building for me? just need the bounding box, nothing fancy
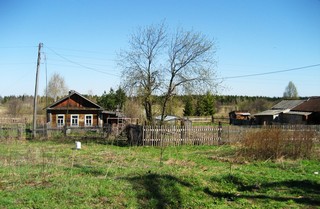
[253,99,305,125]
[289,97,320,124]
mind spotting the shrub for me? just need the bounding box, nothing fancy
[239,126,315,160]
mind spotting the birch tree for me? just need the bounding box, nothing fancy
[283,81,299,99]
[45,72,68,101]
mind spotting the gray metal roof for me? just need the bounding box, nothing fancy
[272,100,306,110]
[254,109,284,116]
[154,115,181,121]
[283,111,312,116]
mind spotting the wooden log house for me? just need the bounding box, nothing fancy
[46,90,104,129]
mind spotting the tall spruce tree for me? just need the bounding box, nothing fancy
[183,97,194,116]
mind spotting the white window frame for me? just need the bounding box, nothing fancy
[85,114,93,127]
[71,114,79,127]
[56,114,65,127]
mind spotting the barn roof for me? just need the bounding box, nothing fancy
[284,111,312,116]
[291,97,320,112]
[229,111,251,116]
[254,109,285,116]
[271,99,306,110]
[46,90,103,110]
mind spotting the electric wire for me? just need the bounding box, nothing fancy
[219,64,320,80]
[44,45,320,81]
[44,51,117,62]
[46,58,115,67]
[2,44,318,81]
[0,45,37,49]
[44,53,48,107]
[43,45,121,77]
[43,46,115,55]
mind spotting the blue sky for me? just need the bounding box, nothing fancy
[0,0,319,97]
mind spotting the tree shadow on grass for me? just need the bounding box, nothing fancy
[125,173,192,209]
[205,175,320,206]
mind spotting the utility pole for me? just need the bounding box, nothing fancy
[33,43,43,138]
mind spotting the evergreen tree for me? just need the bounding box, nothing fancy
[202,91,215,116]
[195,92,215,116]
[195,98,204,116]
[115,87,126,110]
[97,88,116,110]
[183,97,194,116]
[97,87,127,111]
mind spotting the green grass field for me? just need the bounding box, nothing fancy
[0,140,319,208]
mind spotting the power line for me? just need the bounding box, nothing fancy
[0,45,37,48]
[219,64,320,80]
[44,46,116,55]
[41,45,320,81]
[44,51,118,62]
[46,58,116,67]
[44,45,121,77]
[0,62,35,65]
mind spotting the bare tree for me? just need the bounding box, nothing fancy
[6,98,23,117]
[45,72,68,101]
[119,22,167,122]
[119,22,217,124]
[283,81,298,99]
[160,29,217,122]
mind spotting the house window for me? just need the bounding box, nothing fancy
[85,114,93,127]
[71,115,79,127]
[57,114,65,127]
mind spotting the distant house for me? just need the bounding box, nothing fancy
[46,90,104,129]
[229,111,251,125]
[254,99,306,125]
[46,90,131,135]
[285,97,320,124]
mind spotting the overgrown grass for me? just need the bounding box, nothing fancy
[239,127,316,160]
[0,139,319,208]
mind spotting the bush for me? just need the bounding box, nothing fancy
[239,126,315,160]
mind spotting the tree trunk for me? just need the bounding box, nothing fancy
[144,100,153,124]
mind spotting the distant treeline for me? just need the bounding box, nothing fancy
[0,94,282,105]
[0,93,308,118]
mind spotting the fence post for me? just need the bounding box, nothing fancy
[180,121,185,145]
[141,125,144,145]
[18,124,23,140]
[218,121,222,145]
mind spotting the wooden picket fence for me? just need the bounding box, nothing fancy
[0,117,27,124]
[0,123,26,140]
[142,125,224,146]
[142,125,320,146]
